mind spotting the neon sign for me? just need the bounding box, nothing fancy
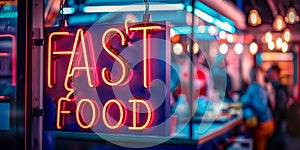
[45,21,170,136]
[0,34,16,86]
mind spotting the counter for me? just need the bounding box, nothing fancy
[45,116,242,150]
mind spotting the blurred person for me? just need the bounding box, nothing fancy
[211,54,232,102]
[286,84,300,150]
[241,66,274,150]
[265,65,289,150]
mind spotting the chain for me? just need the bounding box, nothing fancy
[59,0,68,27]
[59,0,64,21]
[143,0,150,22]
[144,0,149,14]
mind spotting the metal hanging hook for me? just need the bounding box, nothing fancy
[59,0,68,27]
[143,0,150,22]
[144,0,149,14]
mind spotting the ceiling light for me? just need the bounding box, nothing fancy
[273,15,286,31]
[285,7,299,24]
[282,28,292,42]
[248,9,262,26]
[194,9,214,23]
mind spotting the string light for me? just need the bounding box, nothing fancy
[265,32,272,43]
[227,34,234,43]
[219,31,227,39]
[268,41,275,50]
[282,42,288,53]
[173,43,183,55]
[208,26,218,35]
[276,37,283,49]
[234,43,243,55]
[193,43,199,54]
[219,43,228,54]
[249,42,258,55]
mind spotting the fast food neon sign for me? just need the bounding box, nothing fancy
[45,21,170,136]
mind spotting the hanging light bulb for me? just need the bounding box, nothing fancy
[227,34,234,43]
[234,43,243,55]
[219,43,228,54]
[285,7,299,24]
[273,15,286,31]
[282,28,292,42]
[282,42,288,53]
[249,42,258,55]
[173,43,183,55]
[193,43,200,54]
[276,37,283,49]
[219,31,227,40]
[248,9,262,26]
[268,41,275,50]
[265,32,273,43]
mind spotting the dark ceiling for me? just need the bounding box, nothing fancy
[47,0,300,41]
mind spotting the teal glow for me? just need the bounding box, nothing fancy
[172,26,215,40]
[68,14,98,25]
[172,26,192,34]
[60,7,75,15]
[214,19,236,33]
[83,3,184,13]
[186,5,193,13]
[195,1,219,17]
[194,1,235,29]
[194,9,214,23]
[0,11,17,18]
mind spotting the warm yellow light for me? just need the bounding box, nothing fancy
[265,32,272,43]
[193,43,199,54]
[268,41,275,50]
[219,43,228,54]
[249,42,258,55]
[173,43,183,55]
[219,31,227,39]
[248,9,262,26]
[282,28,292,42]
[285,7,299,24]
[273,15,286,31]
[276,37,283,49]
[282,42,288,53]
